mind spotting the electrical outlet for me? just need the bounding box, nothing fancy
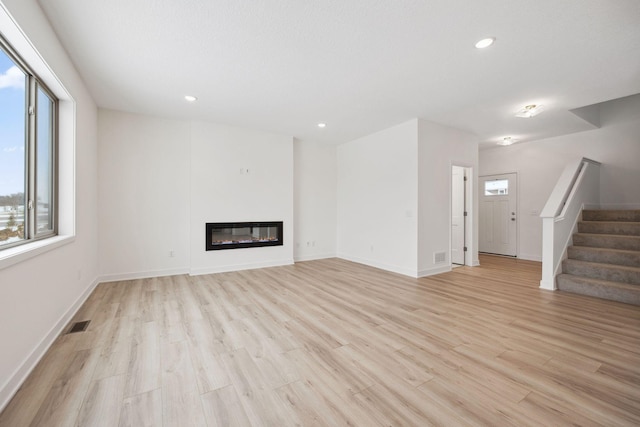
[169,250,175,257]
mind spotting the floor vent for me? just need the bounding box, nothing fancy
[67,320,90,334]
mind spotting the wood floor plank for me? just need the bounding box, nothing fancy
[221,348,299,427]
[1,255,639,426]
[115,281,143,319]
[124,321,160,397]
[334,343,472,426]
[158,300,187,343]
[335,343,434,388]
[417,377,521,427]
[283,349,384,426]
[454,334,640,425]
[201,385,251,427]
[161,340,207,427]
[118,388,162,427]
[204,309,245,353]
[274,380,340,427]
[356,381,470,427]
[0,335,79,427]
[92,337,132,381]
[75,374,126,427]
[28,348,100,427]
[184,318,231,393]
[517,391,609,427]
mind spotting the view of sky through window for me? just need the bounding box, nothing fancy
[0,48,26,243]
[0,48,26,198]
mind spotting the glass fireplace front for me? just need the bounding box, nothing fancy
[206,221,283,251]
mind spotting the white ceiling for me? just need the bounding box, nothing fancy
[38,0,640,147]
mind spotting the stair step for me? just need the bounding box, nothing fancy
[583,209,640,222]
[573,233,640,251]
[562,259,640,285]
[567,246,640,268]
[578,221,640,236]
[557,274,640,306]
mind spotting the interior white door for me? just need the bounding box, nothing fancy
[451,166,465,265]
[479,173,517,256]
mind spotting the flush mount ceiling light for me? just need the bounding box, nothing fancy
[497,137,516,146]
[184,95,198,102]
[317,123,326,128]
[515,104,544,118]
[475,37,495,49]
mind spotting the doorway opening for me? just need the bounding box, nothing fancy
[451,165,472,266]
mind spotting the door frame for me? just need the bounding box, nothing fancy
[450,163,474,267]
[479,171,519,258]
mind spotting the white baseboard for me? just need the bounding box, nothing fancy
[337,253,418,278]
[539,278,557,291]
[190,259,294,276]
[99,267,190,283]
[519,253,542,262]
[0,276,100,413]
[417,264,452,278]
[294,253,336,262]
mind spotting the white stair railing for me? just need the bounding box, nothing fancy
[539,157,601,290]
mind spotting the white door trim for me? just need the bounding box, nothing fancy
[451,164,474,267]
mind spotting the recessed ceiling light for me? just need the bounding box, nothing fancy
[515,104,544,118]
[184,95,198,102]
[497,137,516,146]
[317,123,326,128]
[475,37,495,49]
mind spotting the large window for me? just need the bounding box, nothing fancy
[0,36,57,249]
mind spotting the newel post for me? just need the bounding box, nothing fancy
[539,217,556,290]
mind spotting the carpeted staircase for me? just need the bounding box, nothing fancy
[556,209,640,305]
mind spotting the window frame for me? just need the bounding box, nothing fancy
[0,34,58,251]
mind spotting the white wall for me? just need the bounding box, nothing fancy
[189,121,294,274]
[0,0,99,410]
[336,118,479,278]
[337,120,419,276]
[418,120,479,275]
[98,112,295,277]
[480,97,640,261]
[294,140,337,261]
[98,110,190,279]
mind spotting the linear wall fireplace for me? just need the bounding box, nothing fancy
[206,221,283,251]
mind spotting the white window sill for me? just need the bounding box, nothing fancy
[0,235,75,271]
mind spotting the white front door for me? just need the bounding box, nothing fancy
[479,173,517,257]
[451,166,466,265]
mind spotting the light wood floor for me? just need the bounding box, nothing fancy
[1,255,639,426]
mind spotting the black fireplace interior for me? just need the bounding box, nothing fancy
[206,221,283,251]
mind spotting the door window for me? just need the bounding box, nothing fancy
[484,179,508,196]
